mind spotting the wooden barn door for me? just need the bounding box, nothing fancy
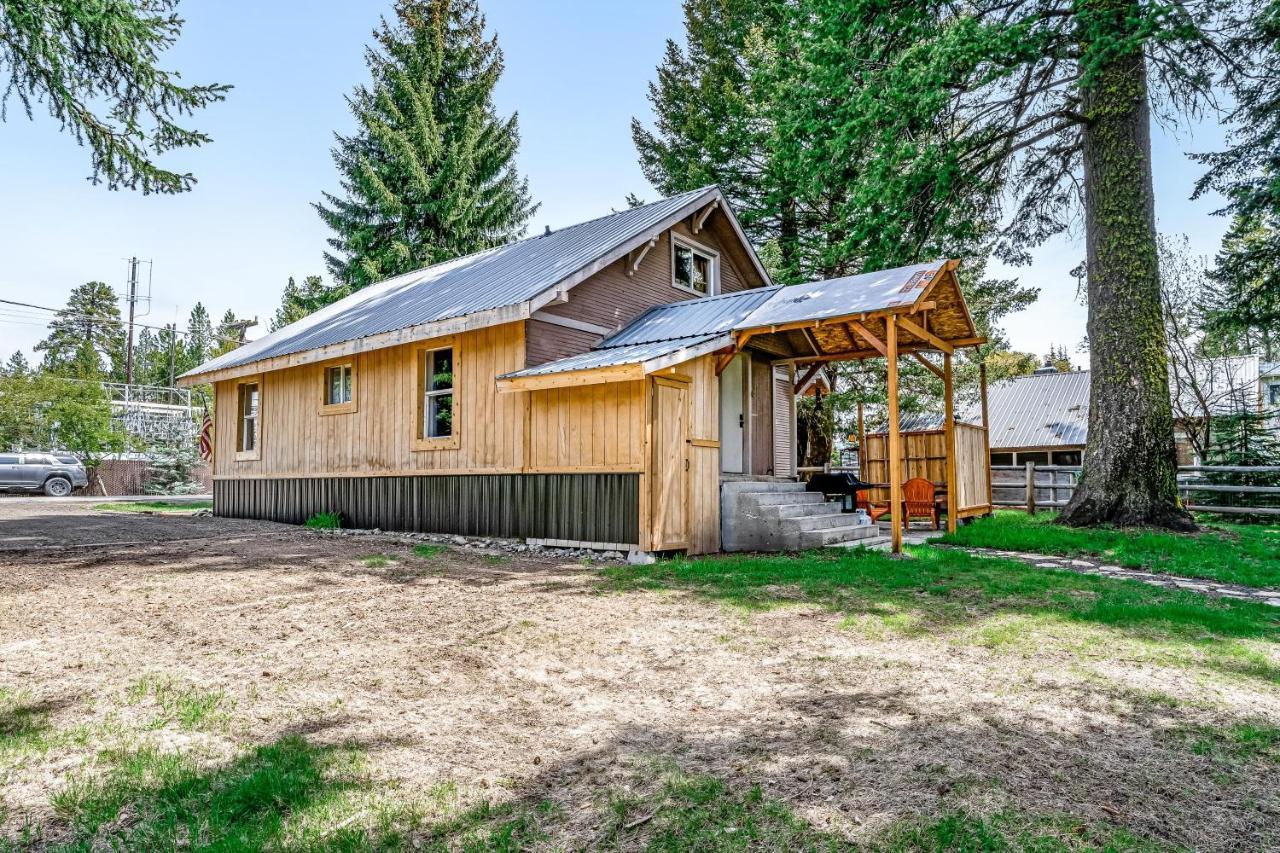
[772,365,795,478]
[650,376,690,550]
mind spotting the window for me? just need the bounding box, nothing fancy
[23,455,56,465]
[0,454,19,465]
[990,452,1013,466]
[1270,383,1280,407]
[672,238,717,295]
[1015,451,1049,466]
[321,362,356,413]
[237,381,260,457]
[420,347,454,441]
[1052,450,1082,466]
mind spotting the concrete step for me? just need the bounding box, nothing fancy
[789,513,871,533]
[757,501,845,520]
[743,491,826,507]
[796,523,883,549]
[827,535,894,552]
[721,480,807,495]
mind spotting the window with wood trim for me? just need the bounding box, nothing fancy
[237,381,260,454]
[419,347,454,440]
[323,363,354,408]
[672,238,717,296]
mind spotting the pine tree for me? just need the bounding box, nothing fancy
[0,0,229,193]
[1200,408,1280,517]
[212,310,244,358]
[3,351,30,376]
[1201,214,1280,361]
[316,0,537,291]
[272,275,348,331]
[144,429,204,495]
[35,282,125,379]
[184,303,214,368]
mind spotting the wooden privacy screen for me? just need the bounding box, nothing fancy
[862,426,991,516]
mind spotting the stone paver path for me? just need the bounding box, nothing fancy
[944,545,1280,607]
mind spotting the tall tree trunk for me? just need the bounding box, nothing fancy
[1060,25,1194,530]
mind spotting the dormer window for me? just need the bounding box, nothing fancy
[672,237,718,296]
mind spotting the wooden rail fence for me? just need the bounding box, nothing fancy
[992,464,1280,517]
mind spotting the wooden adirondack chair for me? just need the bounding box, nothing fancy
[855,492,892,523]
[902,478,940,530]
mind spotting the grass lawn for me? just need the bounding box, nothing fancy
[937,511,1280,589]
[93,500,213,514]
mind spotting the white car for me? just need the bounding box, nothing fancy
[0,452,90,497]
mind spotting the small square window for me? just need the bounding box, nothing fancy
[1270,383,1280,407]
[421,347,454,439]
[324,364,353,406]
[673,240,716,295]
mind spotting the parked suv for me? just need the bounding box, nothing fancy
[0,452,89,497]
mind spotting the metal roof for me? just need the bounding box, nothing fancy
[734,261,945,329]
[599,286,781,348]
[183,187,728,378]
[499,335,726,379]
[868,370,1090,449]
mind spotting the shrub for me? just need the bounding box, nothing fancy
[305,512,342,530]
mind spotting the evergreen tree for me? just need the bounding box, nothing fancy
[144,427,204,495]
[316,0,537,291]
[3,351,29,376]
[1200,408,1280,517]
[1201,214,1280,361]
[1,0,229,193]
[184,303,214,368]
[212,310,244,358]
[272,275,346,331]
[35,282,125,379]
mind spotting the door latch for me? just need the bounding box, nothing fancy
[738,414,745,429]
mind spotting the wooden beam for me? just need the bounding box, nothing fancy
[980,361,993,509]
[944,352,958,534]
[627,237,658,277]
[896,314,954,354]
[847,320,887,357]
[692,200,718,234]
[714,350,737,376]
[911,352,945,380]
[886,316,903,554]
[496,363,644,392]
[772,337,988,365]
[795,362,823,393]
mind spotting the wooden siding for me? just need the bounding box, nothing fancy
[862,426,992,515]
[685,355,721,555]
[215,473,639,544]
[524,320,601,367]
[526,380,645,472]
[540,218,757,336]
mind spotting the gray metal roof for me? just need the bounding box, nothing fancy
[500,335,725,379]
[869,369,1091,450]
[735,261,944,329]
[183,187,725,378]
[599,286,781,348]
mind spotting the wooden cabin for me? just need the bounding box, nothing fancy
[180,188,989,555]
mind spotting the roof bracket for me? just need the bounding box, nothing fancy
[692,201,718,234]
[627,238,658,277]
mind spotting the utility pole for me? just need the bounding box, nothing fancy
[124,257,139,385]
[167,323,177,388]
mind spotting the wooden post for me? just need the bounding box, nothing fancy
[886,317,903,553]
[980,362,992,510]
[856,402,866,477]
[944,352,958,533]
[1025,460,1037,516]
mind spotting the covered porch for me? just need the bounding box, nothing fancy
[715,259,993,553]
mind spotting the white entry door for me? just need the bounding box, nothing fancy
[719,354,746,473]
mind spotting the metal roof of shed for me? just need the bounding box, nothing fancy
[734,262,942,330]
[182,187,739,380]
[500,334,727,380]
[599,287,781,348]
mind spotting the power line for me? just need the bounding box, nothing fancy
[0,297,250,346]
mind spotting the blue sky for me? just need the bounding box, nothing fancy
[0,0,1234,366]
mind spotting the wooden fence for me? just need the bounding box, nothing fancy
[992,464,1280,517]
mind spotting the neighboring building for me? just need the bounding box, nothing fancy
[179,188,987,554]
[1263,362,1280,431]
[866,369,1089,467]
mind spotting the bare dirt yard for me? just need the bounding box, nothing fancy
[2,501,1278,850]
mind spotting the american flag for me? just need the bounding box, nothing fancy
[198,409,214,462]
